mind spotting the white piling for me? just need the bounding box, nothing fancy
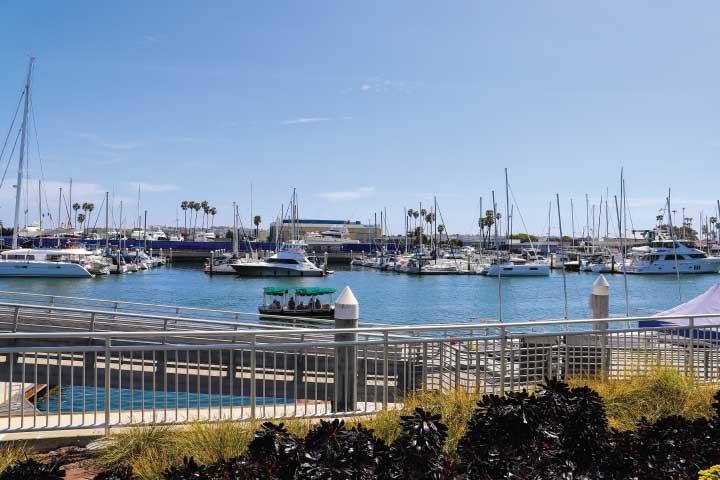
[590,274,609,329]
[334,286,358,412]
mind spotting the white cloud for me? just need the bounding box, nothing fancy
[75,132,143,151]
[316,187,375,202]
[281,117,330,125]
[129,182,178,193]
[358,76,419,94]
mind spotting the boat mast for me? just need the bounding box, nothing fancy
[38,180,42,248]
[666,189,682,302]
[492,190,501,322]
[504,168,510,255]
[12,58,34,250]
[232,201,239,255]
[57,187,62,246]
[556,194,568,319]
[105,191,109,252]
[570,198,576,248]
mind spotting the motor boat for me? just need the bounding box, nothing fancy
[622,229,720,274]
[231,240,328,277]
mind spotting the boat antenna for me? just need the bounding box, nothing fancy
[492,189,502,322]
[666,189,682,302]
[12,58,34,250]
[556,194,569,319]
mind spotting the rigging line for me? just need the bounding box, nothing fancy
[91,196,107,231]
[0,128,22,191]
[0,90,24,167]
[30,97,56,228]
[507,182,538,252]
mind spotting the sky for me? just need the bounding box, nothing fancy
[2,1,720,236]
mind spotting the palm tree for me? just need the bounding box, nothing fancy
[210,207,217,229]
[656,214,664,226]
[181,201,189,236]
[253,215,261,239]
[419,208,427,239]
[438,224,446,243]
[406,209,414,238]
[711,217,717,241]
[72,203,81,229]
[193,202,201,237]
[86,203,95,233]
[201,201,210,231]
[76,213,86,231]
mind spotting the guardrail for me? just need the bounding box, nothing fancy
[1,296,720,433]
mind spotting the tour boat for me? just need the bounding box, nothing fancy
[258,286,336,318]
[231,240,328,277]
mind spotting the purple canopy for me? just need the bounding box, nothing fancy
[639,283,720,331]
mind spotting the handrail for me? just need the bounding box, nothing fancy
[0,313,717,341]
[0,289,388,326]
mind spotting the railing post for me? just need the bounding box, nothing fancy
[250,334,256,419]
[499,326,507,393]
[383,331,389,408]
[592,275,610,379]
[688,317,695,378]
[334,287,358,412]
[104,337,111,435]
[12,306,19,333]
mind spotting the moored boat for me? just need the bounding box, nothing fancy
[258,286,336,318]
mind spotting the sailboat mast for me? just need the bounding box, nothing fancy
[105,191,109,252]
[38,180,42,248]
[504,168,510,252]
[556,194,568,319]
[492,190,501,322]
[12,58,34,250]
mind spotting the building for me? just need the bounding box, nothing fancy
[268,219,381,243]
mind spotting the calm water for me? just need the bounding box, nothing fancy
[35,386,289,413]
[0,263,717,324]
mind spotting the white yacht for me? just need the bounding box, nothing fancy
[623,230,720,274]
[0,248,94,277]
[231,240,327,277]
[480,255,550,277]
[303,228,359,247]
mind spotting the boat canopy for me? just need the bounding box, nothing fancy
[295,287,336,296]
[263,287,289,296]
[639,284,720,338]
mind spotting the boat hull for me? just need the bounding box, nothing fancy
[232,265,325,277]
[482,264,550,277]
[0,261,93,278]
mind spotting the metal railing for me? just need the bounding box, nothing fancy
[1,298,720,433]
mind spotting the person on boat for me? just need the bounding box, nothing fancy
[288,298,296,310]
[314,298,321,310]
[272,299,281,310]
[298,300,305,310]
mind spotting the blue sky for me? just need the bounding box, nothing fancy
[2,1,720,235]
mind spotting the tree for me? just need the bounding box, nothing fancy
[201,201,210,231]
[193,202,201,236]
[407,209,415,237]
[86,203,95,233]
[210,207,217,229]
[437,224,446,243]
[72,203,81,229]
[253,215,261,239]
[181,201,189,235]
[76,213,86,231]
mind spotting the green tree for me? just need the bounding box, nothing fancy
[253,215,261,239]
[181,201,189,235]
[72,203,81,229]
[76,213,86,231]
[210,207,217,229]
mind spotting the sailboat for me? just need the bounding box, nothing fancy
[0,59,93,278]
[481,169,550,277]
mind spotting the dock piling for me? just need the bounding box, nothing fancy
[334,286,358,412]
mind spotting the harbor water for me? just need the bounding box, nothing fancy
[0,264,716,325]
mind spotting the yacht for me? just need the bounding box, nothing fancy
[231,240,327,277]
[480,255,550,277]
[0,248,94,277]
[622,229,720,274]
[303,228,359,248]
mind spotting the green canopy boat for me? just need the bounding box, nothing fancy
[259,286,337,318]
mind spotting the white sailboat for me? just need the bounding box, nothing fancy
[0,59,94,278]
